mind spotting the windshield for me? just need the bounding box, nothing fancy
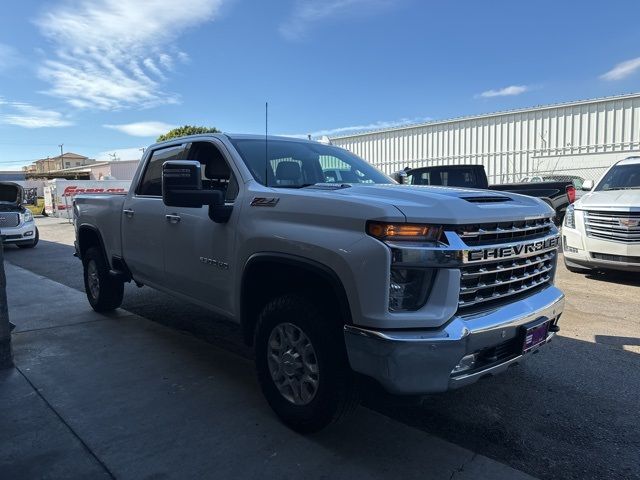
[229,139,393,187]
[595,163,640,191]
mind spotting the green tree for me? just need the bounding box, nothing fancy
[156,125,220,142]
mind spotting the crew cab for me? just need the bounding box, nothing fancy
[394,164,576,224]
[563,156,640,272]
[0,182,39,248]
[73,134,565,432]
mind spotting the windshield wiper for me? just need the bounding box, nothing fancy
[603,187,640,191]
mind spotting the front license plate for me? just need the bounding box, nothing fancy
[522,320,550,353]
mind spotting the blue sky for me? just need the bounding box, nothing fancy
[1,0,639,170]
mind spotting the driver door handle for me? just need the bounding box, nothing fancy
[123,209,134,218]
[165,214,181,224]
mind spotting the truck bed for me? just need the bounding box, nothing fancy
[74,194,126,260]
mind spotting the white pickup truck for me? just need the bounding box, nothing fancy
[74,133,565,432]
[563,156,640,272]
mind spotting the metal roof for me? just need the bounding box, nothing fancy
[329,92,640,140]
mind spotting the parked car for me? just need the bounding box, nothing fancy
[563,156,640,273]
[395,164,576,225]
[74,134,564,432]
[0,182,39,248]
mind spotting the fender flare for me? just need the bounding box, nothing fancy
[240,252,353,344]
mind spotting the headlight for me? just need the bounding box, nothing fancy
[564,205,575,229]
[367,221,442,243]
[22,210,33,223]
[389,267,435,311]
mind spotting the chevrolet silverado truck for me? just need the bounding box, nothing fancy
[394,164,576,225]
[73,134,565,432]
[0,182,39,248]
[563,156,640,272]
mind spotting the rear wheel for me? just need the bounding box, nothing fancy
[255,294,359,433]
[83,246,124,312]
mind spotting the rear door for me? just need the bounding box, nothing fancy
[121,144,187,286]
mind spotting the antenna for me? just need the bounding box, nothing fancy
[265,101,269,186]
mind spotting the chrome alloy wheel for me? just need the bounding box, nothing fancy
[267,322,320,405]
[86,260,100,299]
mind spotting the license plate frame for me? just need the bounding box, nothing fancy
[521,318,551,353]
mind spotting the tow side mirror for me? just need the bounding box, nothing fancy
[582,179,594,191]
[162,160,223,208]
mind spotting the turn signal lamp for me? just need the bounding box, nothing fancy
[366,222,442,242]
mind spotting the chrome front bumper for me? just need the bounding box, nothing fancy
[0,221,37,244]
[344,285,564,395]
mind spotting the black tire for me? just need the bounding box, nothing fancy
[83,246,124,312]
[254,294,360,433]
[16,228,39,249]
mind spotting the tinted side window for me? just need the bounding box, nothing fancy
[137,144,186,196]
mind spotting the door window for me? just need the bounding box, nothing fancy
[136,144,187,196]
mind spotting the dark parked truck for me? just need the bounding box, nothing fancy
[396,164,576,224]
[73,134,565,432]
[0,182,39,248]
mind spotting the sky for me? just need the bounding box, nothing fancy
[1,0,639,170]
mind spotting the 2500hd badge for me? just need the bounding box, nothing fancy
[466,236,560,262]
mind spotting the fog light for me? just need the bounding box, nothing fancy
[452,354,477,374]
[389,267,435,311]
[24,231,33,237]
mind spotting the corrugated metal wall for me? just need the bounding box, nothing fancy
[330,94,640,184]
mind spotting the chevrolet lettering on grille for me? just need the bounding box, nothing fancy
[466,236,560,263]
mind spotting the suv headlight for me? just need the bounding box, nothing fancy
[564,205,575,229]
[22,210,34,223]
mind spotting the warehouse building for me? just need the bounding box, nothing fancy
[329,93,640,184]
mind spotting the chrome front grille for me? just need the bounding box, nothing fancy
[584,210,640,243]
[454,217,554,246]
[0,212,19,228]
[458,251,556,311]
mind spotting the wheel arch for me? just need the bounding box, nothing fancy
[240,253,353,346]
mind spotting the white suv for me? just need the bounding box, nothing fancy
[563,156,640,272]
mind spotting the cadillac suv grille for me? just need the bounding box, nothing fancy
[584,210,640,244]
[458,251,556,311]
[0,212,19,228]
[453,217,554,246]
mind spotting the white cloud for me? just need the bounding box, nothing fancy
[280,0,391,40]
[0,98,73,128]
[478,85,529,98]
[600,57,640,81]
[96,147,145,161]
[35,0,224,110]
[283,116,432,138]
[104,121,176,137]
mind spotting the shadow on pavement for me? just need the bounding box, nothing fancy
[4,239,640,480]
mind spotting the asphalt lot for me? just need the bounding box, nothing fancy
[4,217,640,480]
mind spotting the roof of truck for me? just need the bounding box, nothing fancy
[617,156,640,165]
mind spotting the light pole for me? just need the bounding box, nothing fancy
[0,237,13,369]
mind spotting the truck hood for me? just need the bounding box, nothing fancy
[576,189,640,211]
[327,184,553,224]
[0,182,22,209]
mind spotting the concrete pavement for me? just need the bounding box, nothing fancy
[0,262,536,480]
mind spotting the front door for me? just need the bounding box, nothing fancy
[163,140,241,314]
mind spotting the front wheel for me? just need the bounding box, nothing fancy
[255,294,359,433]
[83,246,124,312]
[16,228,39,249]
